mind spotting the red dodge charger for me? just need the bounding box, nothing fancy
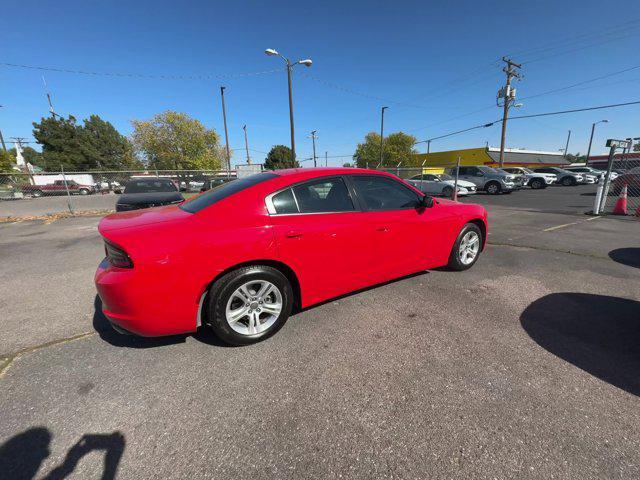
[95,168,488,345]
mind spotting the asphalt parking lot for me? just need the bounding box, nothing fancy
[1,187,639,479]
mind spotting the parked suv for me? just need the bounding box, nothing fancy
[501,167,556,189]
[450,165,520,194]
[533,167,584,186]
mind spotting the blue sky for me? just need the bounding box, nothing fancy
[2,0,640,166]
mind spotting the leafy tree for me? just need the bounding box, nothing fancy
[342,162,353,167]
[353,132,418,168]
[0,149,15,173]
[32,114,138,171]
[131,111,223,170]
[32,115,86,170]
[264,145,299,170]
[80,115,142,170]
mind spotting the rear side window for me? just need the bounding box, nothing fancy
[180,172,277,213]
[272,189,298,214]
[352,176,419,211]
[293,178,354,213]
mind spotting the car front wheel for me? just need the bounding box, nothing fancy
[206,265,293,345]
[447,223,483,271]
[561,176,575,186]
[485,182,501,195]
[529,178,545,189]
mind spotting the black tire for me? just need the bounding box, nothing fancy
[206,265,294,346]
[32,189,43,198]
[485,181,501,195]
[78,188,90,195]
[529,178,545,189]
[442,186,454,198]
[561,176,575,186]
[447,223,483,271]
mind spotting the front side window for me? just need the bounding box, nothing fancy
[352,175,419,211]
[292,177,354,213]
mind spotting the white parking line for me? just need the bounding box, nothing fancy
[542,216,600,232]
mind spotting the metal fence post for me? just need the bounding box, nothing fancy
[596,144,617,214]
[453,156,461,202]
[60,165,74,214]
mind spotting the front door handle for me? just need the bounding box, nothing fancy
[376,227,389,232]
[285,230,303,238]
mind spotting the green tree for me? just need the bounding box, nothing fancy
[353,132,418,168]
[264,145,299,170]
[342,162,353,167]
[131,111,223,170]
[0,149,15,173]
[80,115,142,170]
[32,115,86,170]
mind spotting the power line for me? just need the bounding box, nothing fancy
[0,62,285,80]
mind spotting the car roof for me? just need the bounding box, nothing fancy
[270,167,395,181]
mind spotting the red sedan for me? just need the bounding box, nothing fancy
[95,168,488,345]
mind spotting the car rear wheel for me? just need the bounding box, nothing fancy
[485,182,501,195]
[529,178,545,189]
[32,189,43,197]
[447,223,482,271]
[78,188,90,195]
[206,265,293,345]
[561,176,575,186]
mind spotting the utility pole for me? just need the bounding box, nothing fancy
[380,106,388,167]
[310,130,318,167]
[497,57,522,167]
[11,137,33,183]
[563,130,572,159]
[242,125,251,164]
[219,87,231,173]
[42,76,59,118]
[0,105,6,152]
[427,139,431,154]
[325,151,328,167]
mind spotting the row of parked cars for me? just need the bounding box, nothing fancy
[406,165,616,197]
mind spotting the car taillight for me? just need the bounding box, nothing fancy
[104,240,133,268]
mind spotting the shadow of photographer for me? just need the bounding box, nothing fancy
[0,427,125,480]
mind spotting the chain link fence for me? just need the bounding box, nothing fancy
[0,169,237,218]
[599,158,640,217]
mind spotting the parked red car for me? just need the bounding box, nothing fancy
[22,180,96,197]
[95,168,488,345]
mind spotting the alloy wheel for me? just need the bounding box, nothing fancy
[459,231,480,265]
[225,280,283,336]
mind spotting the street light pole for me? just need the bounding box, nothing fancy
[380,106,388,168]
[427,139,431,154]
[219,87,231,173]
[563,130,572,159]
[310,130,317,167]
[585,120,608,167]
[243,125,251,165]
[265,49,312,164]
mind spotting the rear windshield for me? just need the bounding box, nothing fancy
[124,179,177,193]
[180,172,278,213]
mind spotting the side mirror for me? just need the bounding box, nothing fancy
[476,172,484,177]
[419,195,434,208]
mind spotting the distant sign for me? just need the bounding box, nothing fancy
[606,139,631,149]
[236,164,263,178]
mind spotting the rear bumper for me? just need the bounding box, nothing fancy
[95,258,198,337]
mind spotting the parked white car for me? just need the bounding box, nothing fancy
[407,173,478,197]
[500,167,556,189]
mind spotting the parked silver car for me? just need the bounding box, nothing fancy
[533,167,584,186]
[407,173,477,197]
[500,167,556,189]
[450,166,520,194]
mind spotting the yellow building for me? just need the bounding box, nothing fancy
[414,147,568,173]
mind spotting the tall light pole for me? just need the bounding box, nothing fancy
[380,106,388,167]
[325,151,328,167]
[426,139,431,154]
[243,125,251,164]
[0,105,6,152]
[309,130,318,167]
[265,48,312,164]
[585,120,608,166]
[219,87,231,172]
[563,130,572,159]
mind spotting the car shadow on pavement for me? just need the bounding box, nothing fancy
[0,427,125,480]
[92,295,231,348]
[520,292,640,396]
[609,247,640,269]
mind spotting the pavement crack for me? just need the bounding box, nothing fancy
[0,331,96,379]
[488,241,608,259]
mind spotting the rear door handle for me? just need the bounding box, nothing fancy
[285,231,303,238]
[376,227,389,232]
